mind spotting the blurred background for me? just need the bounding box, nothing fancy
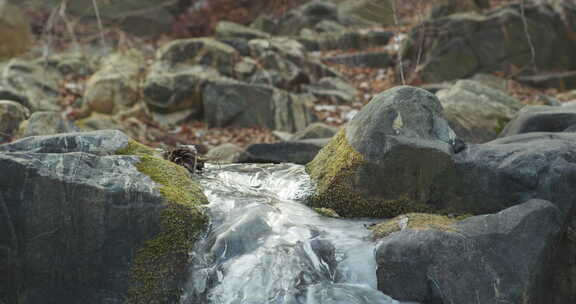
[1,0,574,163]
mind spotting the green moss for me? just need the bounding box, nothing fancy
[306,129,431,218]
[370,213,457,239]
[117,140,208,304]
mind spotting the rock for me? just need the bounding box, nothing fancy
[436,80,524,143]
[337,0,394,26]
[322,51,393,69]
[143,64,222,117]
[468,73,509,91]
[301,77,358,105]
[428,0,485,19]
[291,122,339,141]
[248,37,307,59]
[247,51,309,91]
[306,86,458,217]
[403,3,576,82]
[2,59,63,112]
[36,52,96,78]
[82,50,145,115]
[205,143,248,163]
[15,0,181,36]
[215,21,270,40]
[21,111,80,137]
[442,132,576,215]
[253,0,340,36]
[307,86,576,218]
[157,38,239,77]
[517,71,576,90]
[375,199,562,304]
[242,138,330,164]
[0,2,31,59]
[298,29,393,51]
[76,113,124,132]
[499,104,576,137]
[0,100,29,142]
[314,19,346,33]
[0,130,208,303]
[202,81,317,132]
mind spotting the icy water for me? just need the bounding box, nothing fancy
[180,163,404,304]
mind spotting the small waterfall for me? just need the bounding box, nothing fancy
[180,163,404,304]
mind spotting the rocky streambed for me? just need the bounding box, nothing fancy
[3,85,576,304]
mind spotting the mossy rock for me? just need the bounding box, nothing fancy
[116,140,208,304]
[370,213,460,239]
[306,129,432,218]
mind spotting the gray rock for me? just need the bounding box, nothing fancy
[242,138,330,164]
[499,104,576,137]
[205,143,248,164]
[21,111,80,138]
[302,77,358,104]
[0,130,208,303]
[291,122,339,141]
[298,29,393,51]
[0,129,130,155]
[322,51,393,69]
[403,3,576,82]
[376,199,562,304]
[157,38,239,77]
[203,82,317,132]
[307,86,458,217]
[0,100,29,142]
[14,0,181,36]
[143,64,222,116]
[215,21,270,40]
[2,59,62,112]
[82,50,145,115]
[437,80,523,143]
[442,132,576,215]
[254,0,340,36]
[246,51,309,91]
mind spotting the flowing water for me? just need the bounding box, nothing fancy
[180,163,404,304]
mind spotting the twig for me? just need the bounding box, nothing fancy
[91,0,107,49]
[390,0,406,85]
[520,0,536,68]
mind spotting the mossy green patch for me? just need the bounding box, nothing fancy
[306,129,430,218]
[370,213,457,239]
[117,140,208,304]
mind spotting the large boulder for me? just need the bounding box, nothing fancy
[203,81,317,132]
[500,104,576,137]
[307,86,576,218]
[403,2,576,82]
[0,100,29,142]
[0,130,208,303]
[436,80,524,143]
[306,86,458,217]
[375,199,562,303]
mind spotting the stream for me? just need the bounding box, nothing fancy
[179,163,405,304]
